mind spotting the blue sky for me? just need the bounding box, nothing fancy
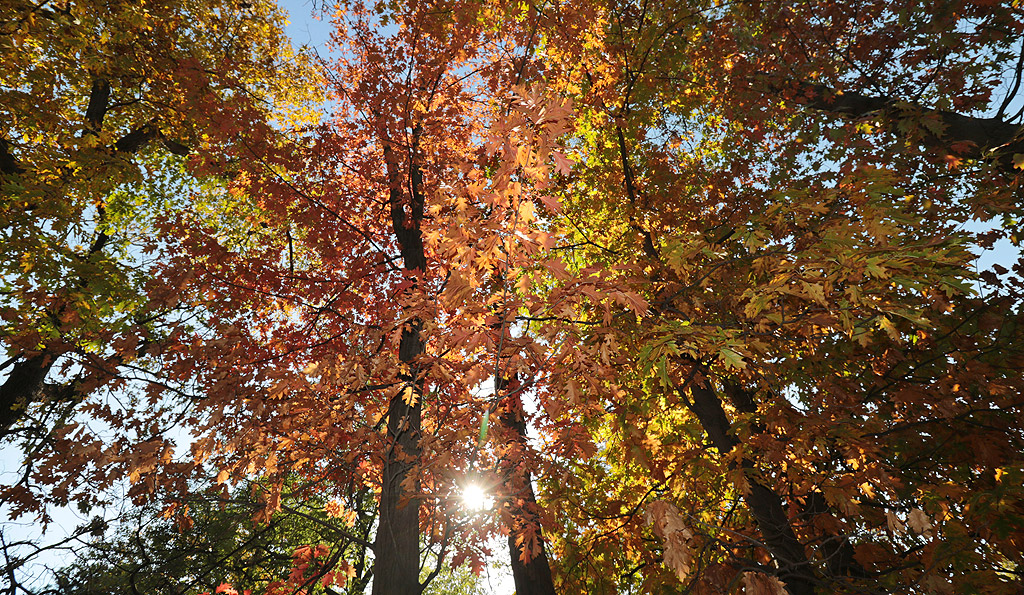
[280,0,334,50]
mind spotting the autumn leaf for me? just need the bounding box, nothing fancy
[551,151,575,176]
[907,508,933,537]
[9,2,1024,595]
[646,500,695,581]
[886,510,907,535]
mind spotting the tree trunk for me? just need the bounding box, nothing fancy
[722,382,867,582]
[372,133,427,595]
[0,354,54,436]
[680,378,818,595]
[495,376,557,595]
[372,326,424,595]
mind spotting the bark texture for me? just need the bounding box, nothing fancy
[372,134,427,595]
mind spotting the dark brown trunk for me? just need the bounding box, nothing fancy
[1,136,22,175]
[721,382,867,582]
[681,379,818,595]
[785,80,1024,176]
[372,325,424,595]
[800,491,866,580]
[372,132,427,595]
[495,376,557,595]
[0,354,54,436]
[84,78,111,133]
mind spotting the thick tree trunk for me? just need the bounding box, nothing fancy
[373,325,424,595]
[681,378,818,595]
[372,135,427,595]
[495,376,557,595]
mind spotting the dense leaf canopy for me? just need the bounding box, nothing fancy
[3,1,1023,594]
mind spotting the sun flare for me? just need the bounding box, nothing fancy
[461,483,493,511]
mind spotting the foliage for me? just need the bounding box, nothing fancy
[5,0,1024,594]
[50,476,495,595]
[52,482,364,595]
[126,1,574,593]
[0,0,317,519]
[527,1,1024,593]
[0,1,319,591]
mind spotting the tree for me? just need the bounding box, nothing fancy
[0,5,320,593]
[518,1,1024,593]
[134,2,571,594]
[49,479,373,595]
[48,474,500,595]
[10,1,1024,594]
[0,0,317,522]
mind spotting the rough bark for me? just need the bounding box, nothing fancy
[371,132,427,595]
[495,376,557,595]
[373,326,424,595]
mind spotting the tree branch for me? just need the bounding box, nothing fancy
[787,80,1024,175]
[114,124,161,153]
[0,137,22,175]
[84,78,111,132]
[678,371,818,595]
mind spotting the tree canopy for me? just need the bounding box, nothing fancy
[3,0,1024,594]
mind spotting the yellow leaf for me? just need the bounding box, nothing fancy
[877,316,899,340]
[801,281,826,305]
[400,385,417,406]
[860,481,876,499]
[518,198,535,222]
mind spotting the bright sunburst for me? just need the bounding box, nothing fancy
[461,483,493,511]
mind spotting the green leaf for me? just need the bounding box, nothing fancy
[719,347,746,370]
